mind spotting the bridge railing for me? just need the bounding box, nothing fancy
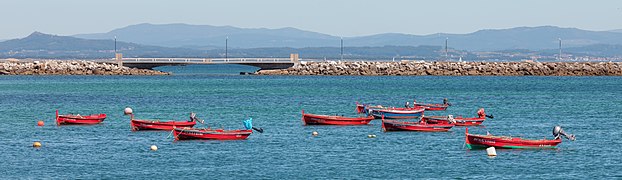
[122,58,293,63]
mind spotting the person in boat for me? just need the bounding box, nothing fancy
[405,101,410,108]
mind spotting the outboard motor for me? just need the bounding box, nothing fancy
[443,98,451,106]
[553,126,576,141]
[477,108,494,119]
[189,112,204,124]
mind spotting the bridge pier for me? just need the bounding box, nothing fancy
[116,53,123,67]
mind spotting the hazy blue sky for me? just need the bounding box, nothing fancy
[2,0,621,39]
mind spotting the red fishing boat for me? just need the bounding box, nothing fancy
[173,128,253,140]
[130,112,200,131]
[302,110,374,125]
[425,108,494,126]
[413,103,449,111]
[412,98,451,111]
[368,107,425,119]
[56,109,106,125]
[465,126,576,149]
[173,118,263,140]
[355,102,385,114]
[381,116,454,132]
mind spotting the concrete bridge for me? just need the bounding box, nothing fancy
[115,54,299,70]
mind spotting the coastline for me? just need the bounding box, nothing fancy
[0,60,169,75]
[256,61,622,76]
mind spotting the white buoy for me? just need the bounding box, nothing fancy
[124,107,133,115]
[486,147,497,156]
[367,134,376,138]
[150,145,158,151]
[312,131,319,136]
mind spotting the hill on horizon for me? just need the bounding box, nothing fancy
[74,23,338,49]
[2,32,622,59]
[0,32,470,59]
[73,23,622,51]
[0,32,205,58]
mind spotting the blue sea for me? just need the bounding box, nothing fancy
[1,64,620,179]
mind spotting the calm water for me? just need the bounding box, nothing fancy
[1,65,621,179]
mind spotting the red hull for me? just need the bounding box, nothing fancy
[465,128,562,149]
[414,103,449,111]
[355,102,366,114]
[56,110,106,125]
[131,119,196,131]
[302,110,374,125]
[382,119,454,132]
[173,128,252,140]
[425,116,485,126]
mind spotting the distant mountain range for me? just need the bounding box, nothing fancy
[73,23,622,51]
[2,24,622,59]
[74,23,337,49]
[0,32,205,58]
[0,32,468,59]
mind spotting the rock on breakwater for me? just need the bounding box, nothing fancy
[256,61,622,76]
[0,60,169,75]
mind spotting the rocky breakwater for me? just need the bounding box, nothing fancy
[0,60,169,75]
[257,61,622,76]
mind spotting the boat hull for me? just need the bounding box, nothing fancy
[414,103,449,111]
[131,119,196,131]
[382,119,454,132]
[173,128,252,140]
[368,108,425,119]
[302,112,374,125]
[56,110,106,125]
[425,116,485,126]
[465,132,562,149]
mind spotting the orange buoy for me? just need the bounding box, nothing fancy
[37,120,44,126]
[33,141,42,148]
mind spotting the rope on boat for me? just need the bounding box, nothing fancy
[166,130,174,139]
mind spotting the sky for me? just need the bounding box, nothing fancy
[1,0,622,40]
